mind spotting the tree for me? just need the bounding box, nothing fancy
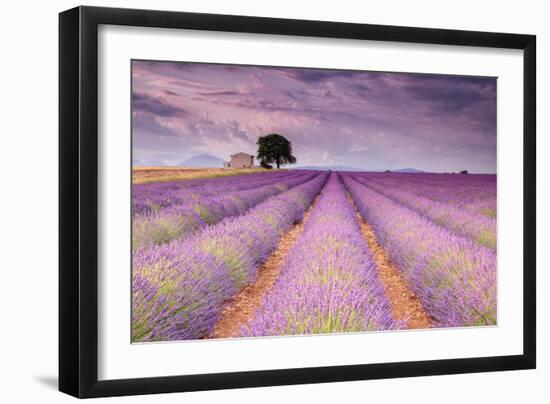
[259,160,273,169]
[460,170,469,174]
[256,133,297,169]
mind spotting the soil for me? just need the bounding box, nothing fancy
[208,193,322,339]
[347,193,432,329]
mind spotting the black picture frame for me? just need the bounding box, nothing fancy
[59,5,536,398]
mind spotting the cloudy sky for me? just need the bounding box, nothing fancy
[132,60,497,173]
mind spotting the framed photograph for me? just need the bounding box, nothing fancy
[59,6,536,398]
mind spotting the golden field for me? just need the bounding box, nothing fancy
[132,166,270,184]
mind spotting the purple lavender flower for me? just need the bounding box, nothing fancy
[132,173,328,342]
[342,174,496,328]
[241,173,400,337]
[133,171,316,250]
[351,173,496,249]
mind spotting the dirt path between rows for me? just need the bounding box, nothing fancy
[208,192,323,339]
[347,193,432,329]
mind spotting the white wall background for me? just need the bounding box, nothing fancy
[0,0,546,402]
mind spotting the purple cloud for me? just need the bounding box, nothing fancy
[132,60,496,173]
[133,92,188,118]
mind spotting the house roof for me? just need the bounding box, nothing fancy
[230,152,254,158]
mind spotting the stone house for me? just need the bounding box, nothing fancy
[223,152,255,168]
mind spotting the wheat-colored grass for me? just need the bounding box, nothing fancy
[133,166,273,184]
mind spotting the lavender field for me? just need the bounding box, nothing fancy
[131,170,497,342]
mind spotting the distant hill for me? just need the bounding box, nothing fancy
[297,165,382,172]
[295,165,426,173]
[391,168,425,173]
[177,154,224,168]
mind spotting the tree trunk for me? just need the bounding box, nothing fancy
[276,157,280,169]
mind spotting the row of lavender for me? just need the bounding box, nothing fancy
[241,174,399,337]
[350,174,496,249]
[132,173,328,342]
[133,170,304,216]
[359,172,496,218]
[133,171,317,250]
[341,174,496,327]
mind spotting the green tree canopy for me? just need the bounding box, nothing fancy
[256,133,297,169]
